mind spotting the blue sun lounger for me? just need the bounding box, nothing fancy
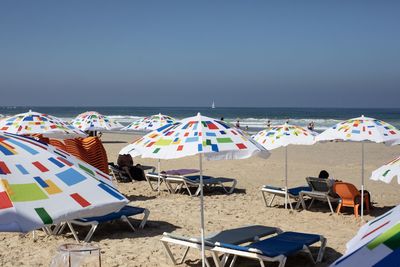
[212,231,326,267]
[66,205,150,242]
[160,225,281,267]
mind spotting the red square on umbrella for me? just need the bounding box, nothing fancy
[177,145,184,151]
[0,191,13,209]
[236,143,247,149]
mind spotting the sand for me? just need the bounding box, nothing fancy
[1,132,399,267]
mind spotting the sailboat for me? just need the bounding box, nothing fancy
[211,101,215,109]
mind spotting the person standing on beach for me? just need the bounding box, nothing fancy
[266,120,271,128]
[235,120,240,128]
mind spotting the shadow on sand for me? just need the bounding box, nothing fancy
[180,245,342,267]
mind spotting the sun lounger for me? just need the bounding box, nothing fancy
[109,163,132,183]
[296,177,340,213]
[261,185,311,210]
[160,225,281,266]
[166,175,237,196]
[211,231,326,267]
[66,205,150,242]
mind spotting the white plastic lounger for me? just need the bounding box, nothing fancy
[166,175,237,196]
[65,205,150,242]
[160,225,281,266]
[211,231,326,267]
[261,185,311,210]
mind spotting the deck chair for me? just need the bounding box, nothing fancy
[333,182,370,217]
[160,225,281,267]
[166,175,237,196]
[211,231,326,267]
[296,177,340,213]
[261,185,311,210]
[65,205,150,242]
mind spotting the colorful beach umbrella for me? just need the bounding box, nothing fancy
[331,204,400,266]
[0,132,127,232]
[121,113,269,266]
[0,110,86,139]
[253,124,316,208]
[316,115,400,219]
[370,155,400,184]
[121,113,176,131]
[71,111,123,131]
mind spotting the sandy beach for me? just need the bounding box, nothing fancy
[0,132,399,267]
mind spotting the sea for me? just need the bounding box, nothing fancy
[0,106,399,134]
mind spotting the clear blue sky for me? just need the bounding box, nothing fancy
[1,1,399,107]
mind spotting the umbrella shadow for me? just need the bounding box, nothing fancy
[367,205,396,218]
[183,246,342,267]
[124,194,157,202]
[62,219,181,242]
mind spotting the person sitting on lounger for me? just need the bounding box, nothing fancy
[117,154,146,181]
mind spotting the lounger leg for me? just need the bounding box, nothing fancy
[211,251,224,267]
[278,257,287,267]
[302,245,316,264]
[308,198,315,209]
[121,216,136,232]
[258,259,266,267]
[229,255,238,267]
[178,247,190,264]
[327,197,334,214]
[317,237,327,263]
[67,222,81,243]
[139,209,150,229]
[268,194,276,207]
[161,240,178,265]
[84,224,98,243]
[261,191,268,206]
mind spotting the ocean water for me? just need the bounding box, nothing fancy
[0,106,399,134]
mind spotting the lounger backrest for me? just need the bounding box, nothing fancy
[306,177,330,192]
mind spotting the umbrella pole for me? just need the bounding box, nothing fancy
[285,146,288,209]
[361,142,365,220]
[199,153,206,267]
[157,159,161,194]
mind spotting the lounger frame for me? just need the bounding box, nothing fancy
[63,208,150,243]
[211,235,327,267]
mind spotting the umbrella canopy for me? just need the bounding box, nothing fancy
[253,124,316,208]
[315,115,400,219]
[0,132,127,232]
[331,205,400,266]
[121,113,269,266]
[252,123,316,150]
[370,155,400,184]
[0,110,86,139]
[71,111,123,131]
[315,115,400,143]
[130,113,269,160]
[121,113,176,131]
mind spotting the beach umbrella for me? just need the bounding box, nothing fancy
[253,124,316,208]
[331,204,400,266]
[121,113,176,131]
[0,132,127,232]
[71,111,123,131]
[120,113,269,266]
[316,115,400,219]
[370,155,400,184]
[0,110,86,139]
